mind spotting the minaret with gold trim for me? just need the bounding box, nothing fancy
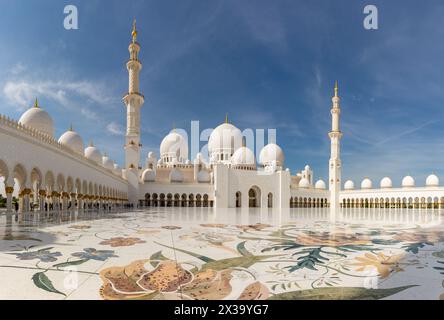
[123,19,144,170]
[328,81,342,209]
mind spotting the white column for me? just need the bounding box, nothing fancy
[5,186,13,212]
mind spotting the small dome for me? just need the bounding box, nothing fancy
[160,131,188,163]
[426,174,439,187]
[84,142,102,163]
[197,170,210,183]
[142,168,155,182]
[304,165,311,171]
[402,175,415,187]
[299,178,310,188]
[344,180,355,190]
[315,179,326,190]
[58,127,84,154]
[169,168,183,183]
[208,122,243,156]
[231,146,255,166]
[19,100,54,137]
[147,151,156,160]
[361,178,372,189]
[102,154,114,170]
[113,163,121,176]
[259,143,285,167]
[380,177,392,188]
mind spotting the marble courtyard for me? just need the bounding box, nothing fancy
[0,208,443,300]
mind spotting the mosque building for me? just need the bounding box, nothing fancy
[1,21,443,213]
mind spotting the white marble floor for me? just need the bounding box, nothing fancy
[0,208,443,300]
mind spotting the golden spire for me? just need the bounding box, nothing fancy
[131,18,137,42]
[334,80,339,97]
[172,122,176,132]
[33,98,39,108]
[225,113,228,124]
[69,123,73,131]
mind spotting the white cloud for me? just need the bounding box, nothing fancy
[2,79,112,111]
[80,107,98,121]
[106,122,125,136]
[9,63,26,75]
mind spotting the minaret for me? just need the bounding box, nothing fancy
[123,19,144,170]
[328,81,342,209]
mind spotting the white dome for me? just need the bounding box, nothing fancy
[113,163,121,176]
[259,143,285,167]
[102,154,114,170]
[147,151,157,162]
[402,175,415,187]
[380,177,393,188]
[361,178,372,189]
[169,168,183,183]
[344,180,355,190]
[58,128,84,154]
[299,178,310,188]
[426,174,439,187]
[208,122,243,160]
[160,131,188,163]
[142,168,155,182]
[304,165,311,171]
[315,179,326,190]
[84,143,102,163]
[197,170,211,183]
[19,103,54,137]
[231,146,255,166]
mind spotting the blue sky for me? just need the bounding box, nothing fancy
[1,0,444,186]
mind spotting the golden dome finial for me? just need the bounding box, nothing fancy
[225,113,228,124]
[172,122,176,132]
[34,98,39,108]
[131,18,137,42]
[334,80,339,97]
[69,123,73,131]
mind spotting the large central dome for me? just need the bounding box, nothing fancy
[208,121,243,163]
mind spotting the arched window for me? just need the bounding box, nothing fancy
[267,193,273,208]
[236,191,241,208]
[248,187,261,208]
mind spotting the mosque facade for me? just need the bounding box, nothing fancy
[1,22,444,213]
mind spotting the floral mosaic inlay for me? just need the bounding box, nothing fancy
[0,208,443,300]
